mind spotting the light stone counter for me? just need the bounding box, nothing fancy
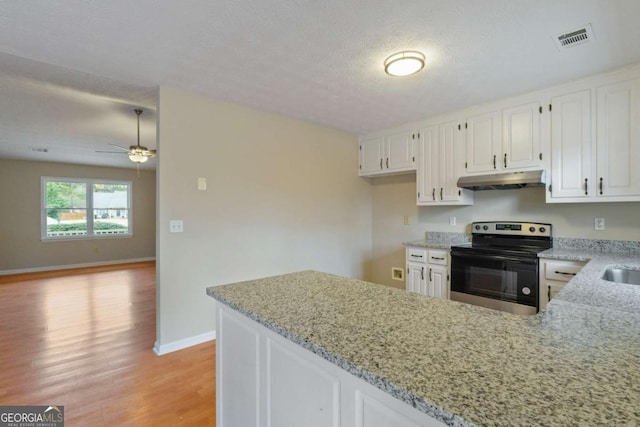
[207,266,640,426]
[404,231,470,249]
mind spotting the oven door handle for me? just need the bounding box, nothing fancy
[450,251,538,265]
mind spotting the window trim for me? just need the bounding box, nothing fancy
[41,177,133,241]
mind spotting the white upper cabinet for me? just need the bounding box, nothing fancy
[502,101,542,169]
[465,110,501,173]
[548,89,592,201]
[359,130,416,176]
[359,63,640,204]
[359,135,385,175]
[547,75,640,203]
[417,120,473,205]
[464,100,542,174]
[596,78,640,197]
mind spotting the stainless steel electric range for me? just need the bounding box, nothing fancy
[450,221,552,315]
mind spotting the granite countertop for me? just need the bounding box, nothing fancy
[404,231,470,249]
[208,252,640,426]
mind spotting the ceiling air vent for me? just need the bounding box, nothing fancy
[554,23,594,49]
[29,146,49,153]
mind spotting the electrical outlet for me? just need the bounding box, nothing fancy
[449,216,456,226]
[594,217,605,231]
[170,220,184,233]
[197,177,207,191]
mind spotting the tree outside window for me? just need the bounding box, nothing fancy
[42,178,132,240]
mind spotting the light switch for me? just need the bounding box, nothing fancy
[197,177,207,191]
[169,220,184,233]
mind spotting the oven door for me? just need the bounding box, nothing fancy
[450,250,538,308]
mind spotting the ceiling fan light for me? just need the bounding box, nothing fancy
[129,153,148,163]
[384,51,425,77]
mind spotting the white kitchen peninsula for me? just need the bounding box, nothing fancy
[207,266,640,427]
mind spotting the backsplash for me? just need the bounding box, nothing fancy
[426,231,470,245]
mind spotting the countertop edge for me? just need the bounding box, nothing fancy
[207,288,475,427]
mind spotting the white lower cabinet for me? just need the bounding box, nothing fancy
[406,247,450,299]
[216,304,447,427]
[538,259,587,310]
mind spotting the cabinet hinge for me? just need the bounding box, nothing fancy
[549,104,552,112]
[465,122,468,129]
[458,190,461,196]
[412,134,415,140]
[465,161,468,169]
[458,124,461,130]
[539,153,542,160]
[548,184,552,193]
[417,132,420,139]
[412,156,415,162]
[447,274,450,282]
[539,106,542,114]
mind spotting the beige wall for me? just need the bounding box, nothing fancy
[0,159,156,272]
[371,174,640,289]
[156,86,372,349]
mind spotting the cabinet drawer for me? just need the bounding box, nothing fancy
[406,248,427,263]
[427,249,448,266]
[544,260,584,282]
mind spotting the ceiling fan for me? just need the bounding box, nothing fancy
[98,108,156,163]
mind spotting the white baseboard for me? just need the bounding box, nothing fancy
[0,257,156,276]
[153,330,216,356]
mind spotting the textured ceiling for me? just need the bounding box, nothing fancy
[1,0,640,169]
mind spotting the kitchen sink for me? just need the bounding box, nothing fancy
[602,268,640,285]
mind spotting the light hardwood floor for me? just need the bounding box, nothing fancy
[0,261,216,426]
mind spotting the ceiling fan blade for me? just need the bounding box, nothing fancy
[108,143,131,152]
[96,150,127,154]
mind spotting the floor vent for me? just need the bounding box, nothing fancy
[554,23,594,49]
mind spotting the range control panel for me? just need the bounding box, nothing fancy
[471,221,552,237]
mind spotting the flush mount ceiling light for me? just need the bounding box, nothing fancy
[384,51,425,77]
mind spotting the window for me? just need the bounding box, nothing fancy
[42,177,132,240]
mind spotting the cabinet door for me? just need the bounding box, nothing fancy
[267,339,340,427]
[502,101,542,169]
[439,121,461,201]
[406,263,425,294]
[386,131,416,172]
[465,111,501,173]
[217,307,261,427]
[596,78,640,197]
[359,136,384,175]
[417,125,438,203]
[549,90,593,200]
[429,264,448,300]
